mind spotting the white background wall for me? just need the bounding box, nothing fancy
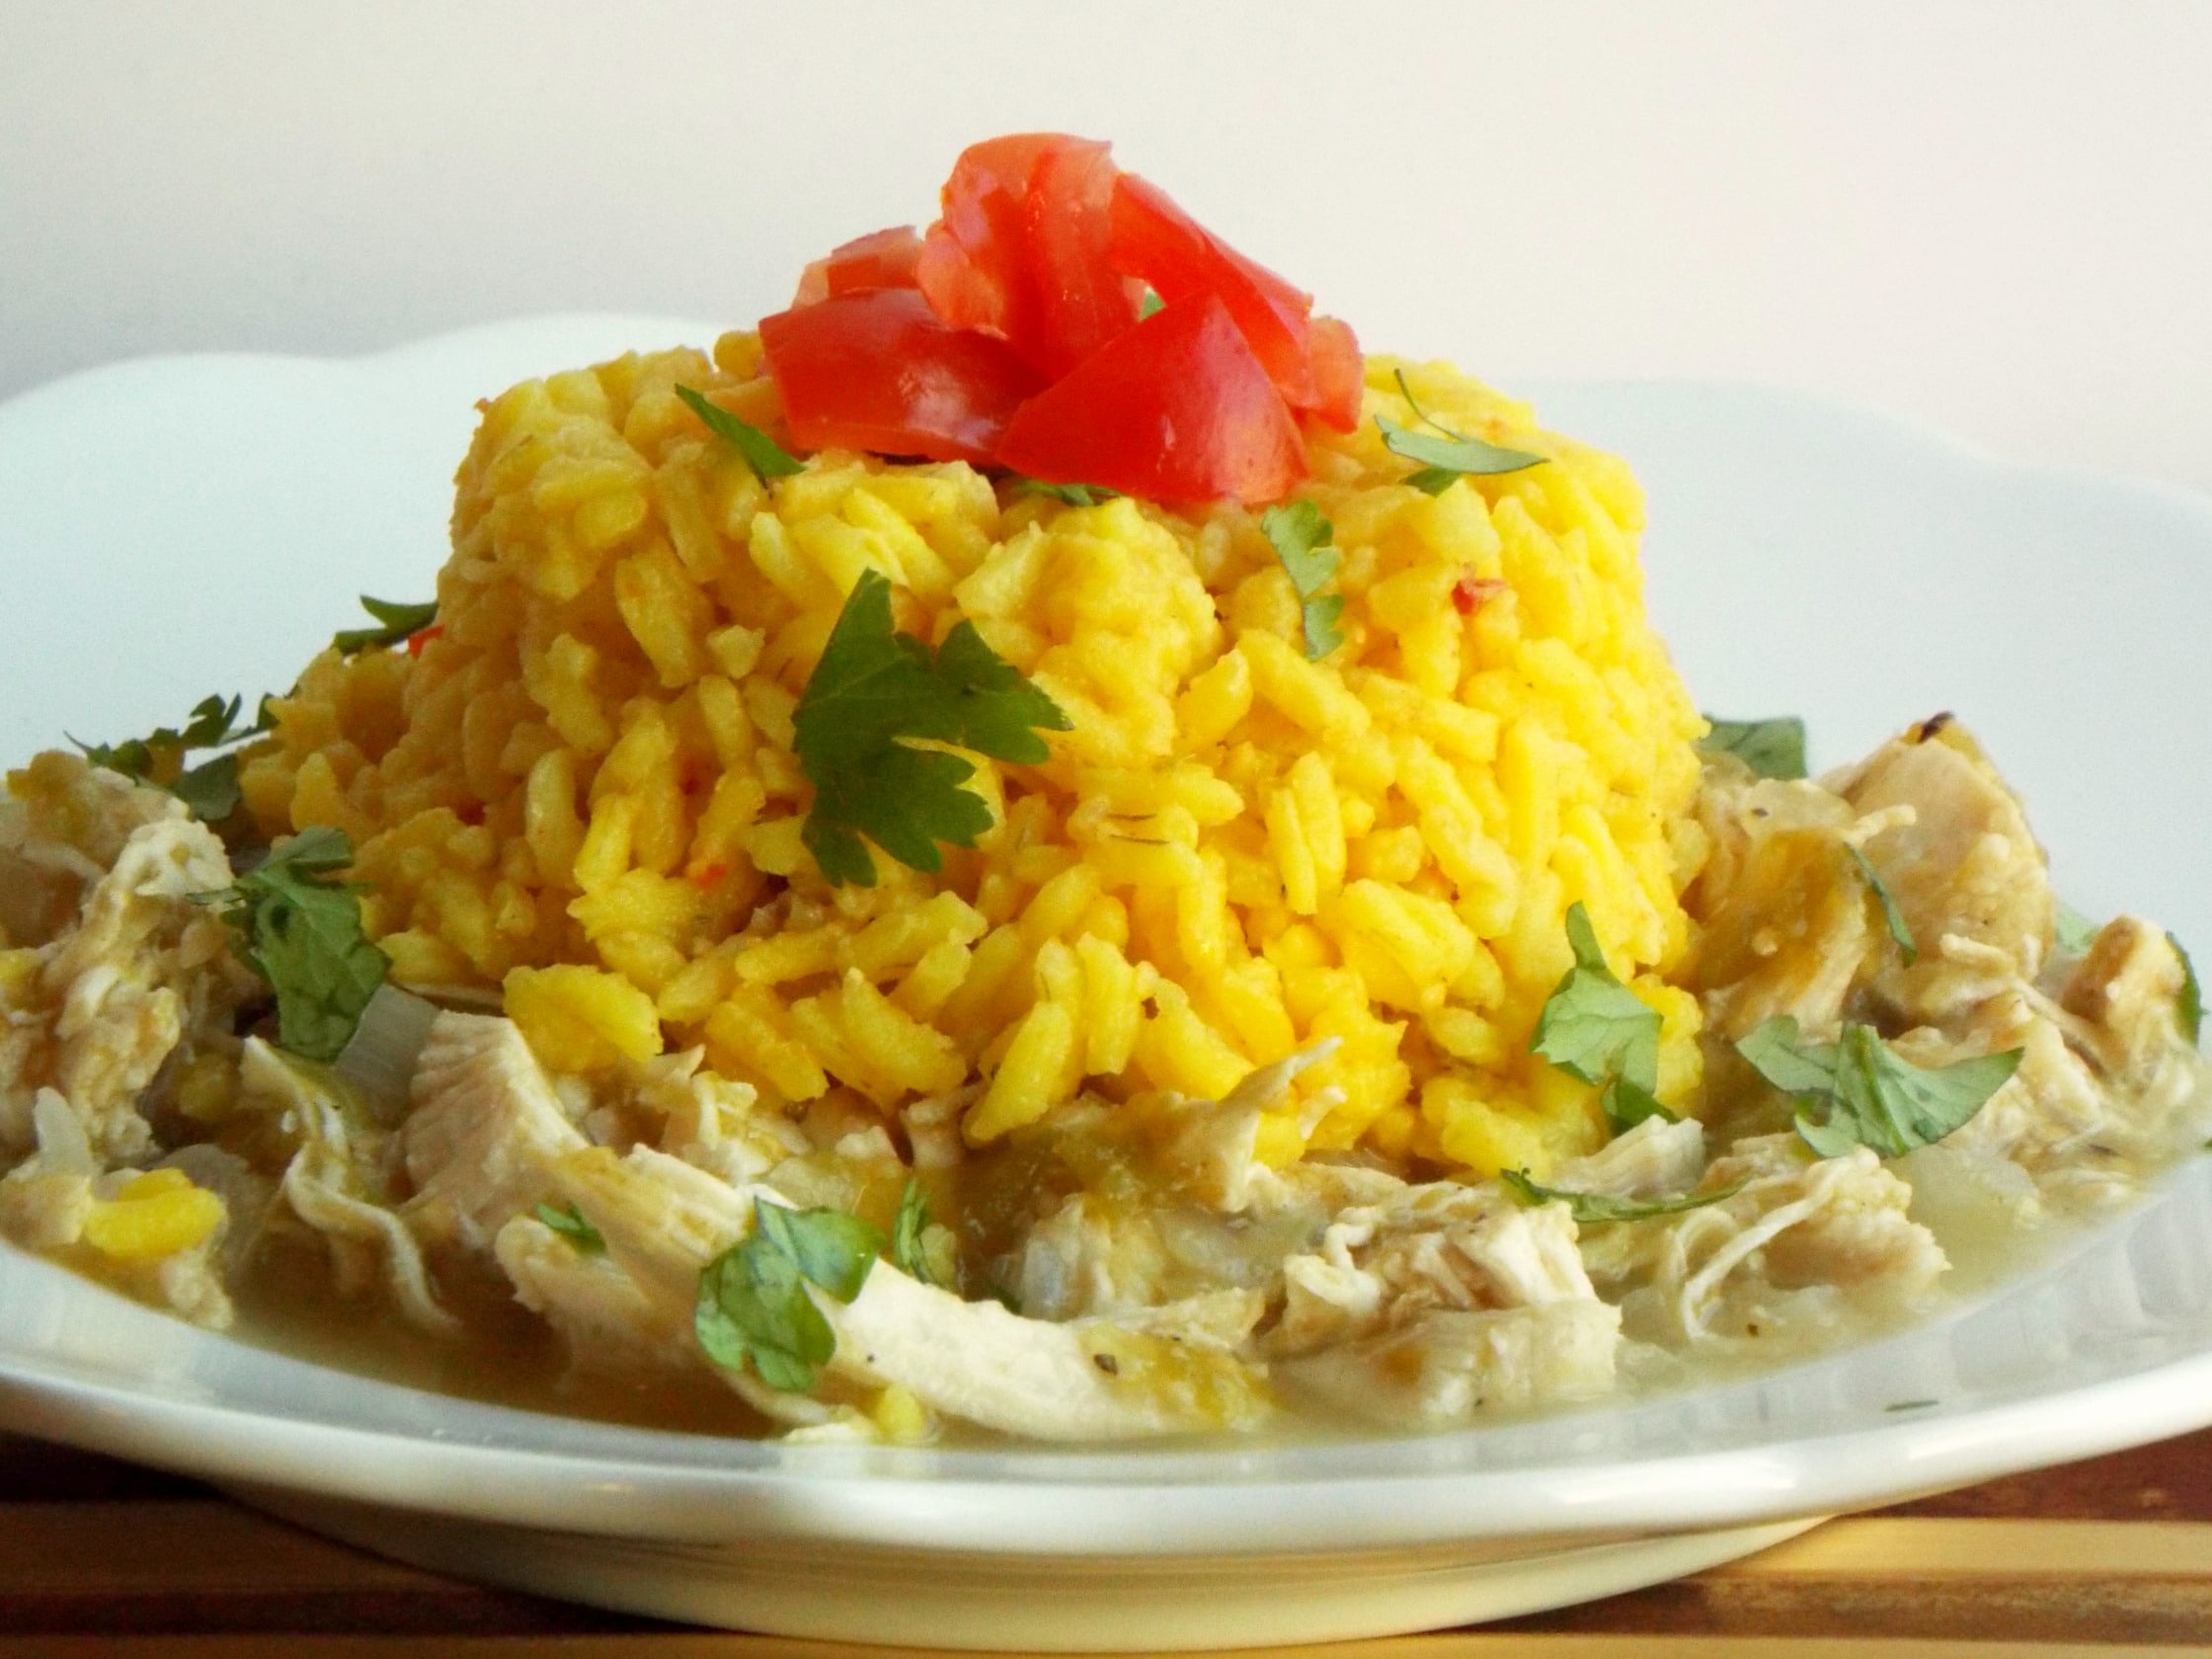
[4,1,2209,499]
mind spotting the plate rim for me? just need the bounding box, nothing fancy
[5,314,2212,1558]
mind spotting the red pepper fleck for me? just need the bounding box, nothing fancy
[1452,575,1506,615]
[407,624,445,657]
[691,862,731,890]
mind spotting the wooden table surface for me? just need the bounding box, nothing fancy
[5,1426,2212,1656]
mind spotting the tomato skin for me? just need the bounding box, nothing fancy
[914,132,1066,346]
[759,288,1042,465]
[1021,138,1144,377]
[793,225,924,306]
[1109,173,1318,408]
[1304,314,1364,433]
[995,293,1306,506]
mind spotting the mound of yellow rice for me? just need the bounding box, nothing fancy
[239,335,1706,1178]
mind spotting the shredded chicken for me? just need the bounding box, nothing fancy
[3,713,2206,1445]
[0,754,252,1164]
[1264,1179,1620,1425]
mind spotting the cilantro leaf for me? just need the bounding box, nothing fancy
[1531,903,1670,1134]
[893,1179,935,1285]
[1501,1167,1743,1225]
[693,1198,884,1392]
[2172,931,2202,1047]
[1378,417,1547,492]
[76,692,260,820]
[1698,716,1808,781]
[752,1200,883,1303]
[195,826,390,1063]
[1735,1016,2021,1158]
[2054,902,2101,956]
[1378,371,1544,493]
[1010,478,1121,508]
[1849,844,1918,964]
[695,1229,834,1392]
[793,571,1071,886]
[1260,501,1345,660]
[1733,1014,1839,1096]
[332,596,438,657]
[534,1201,605,1254]
[675,384,805,480]
[171,753,244,824]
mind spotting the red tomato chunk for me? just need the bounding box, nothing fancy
[996,294,1306,506]
[767,133,1364,504]
[759,289,1041,465]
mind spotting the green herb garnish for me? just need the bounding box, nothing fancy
[534,1202,605,1254]
[1379,369,1545,493]
[2055,902,2101,956]
[792,570,1071,887]
[195,827,390,1063]
[1259,500,1345,661]
[1501,1167,1742,1225]
[892,1179,934,1285]
[1011,478,1122,508]
[1139,289,1166,319]
[675,384,806,480]
[75,692,262,822]
[332,596,438,657]
[1735,1016,2021,1159]
[1531,903,1671,1134]
[1849,845,1918,965]
[2172,932,2202,1047]
[693,1199,884,1392]
[1697,716,1808,781]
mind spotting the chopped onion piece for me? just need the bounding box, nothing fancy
[31,1087,94,1175]
[334,983,440,1121]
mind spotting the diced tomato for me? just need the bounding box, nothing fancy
[1108,173,1320,408]
[1452,574,1506,615]
[1019,138,1143,376]
[792,226,924,307]
[1304,314,1364,433]
[995,293,1305,506]
[914,132,1067,347]
[759,289,1043,464]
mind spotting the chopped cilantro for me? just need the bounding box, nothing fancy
[1849,845,1918,965]
[2172,932,2202,1047]
[892,1179,934,1285]
[2054,902,2101,956]
[1011,478,1121,508]
[792,570,1071,887]
[332,596,438,657]
[694,1198,885,1392]
[1735,1016,2021,1159]
[1379,369,1544,493]
[1139,288,1166,319]
[1501,1167,1742,1225]
[75,692,262,821]
[1259,500,1345,660]
[534,1201,605,1254]
[171,754,245,824]
[675,384,805,480]
[1698,716,1808,781]
[1531,904,1671,1134]
[194,827,390,1064]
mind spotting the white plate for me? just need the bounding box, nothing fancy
[4,318,2212,1650]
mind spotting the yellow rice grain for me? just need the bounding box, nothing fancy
[243,343,1707,1177]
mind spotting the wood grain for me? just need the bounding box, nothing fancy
[7,1428,2212,1649]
